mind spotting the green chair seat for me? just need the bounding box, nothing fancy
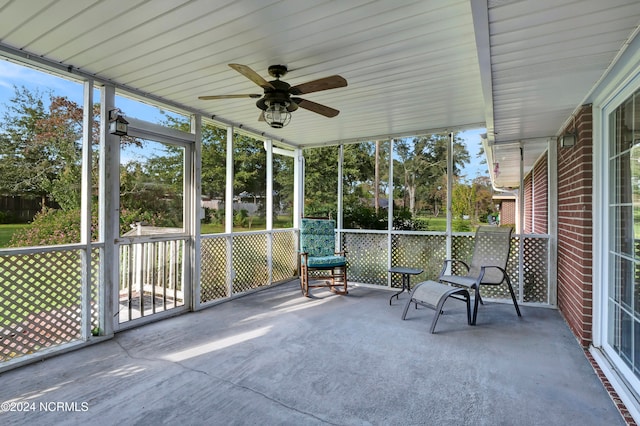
[304,255,347,268]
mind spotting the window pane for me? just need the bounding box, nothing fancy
[0,60,88,247]
[233,134,266,231]
[120,139,184,236]
[201,124,227,234]
[343,141,390,230]
[273,153,294,229]
[304,146,338,219]
[614,153,633,204]
[610,254,634,310]
[620,97,633,154]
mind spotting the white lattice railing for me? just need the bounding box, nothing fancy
[199,229,298,305]
[0,244,98,363]
[341,230,552,305]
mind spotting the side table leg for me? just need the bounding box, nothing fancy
[389,273,409,305]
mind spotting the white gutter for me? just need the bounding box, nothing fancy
[481,135,518,196]
[481,136,520,234]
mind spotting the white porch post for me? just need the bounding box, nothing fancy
[337,144,344,253]
[225,126,234,235]
[337,145,344,228]
[191,114,202,309]
[80,79,93,339]
[225,126,234,295]
[293,148,303,227]
[265,139,273,285]
[518,144,525,302]
[293,147,303,274]
[387,139,395,286]
[265,140,273,230]
[446,132,454,260]
[99,84,119,336]
[547,137,558,306]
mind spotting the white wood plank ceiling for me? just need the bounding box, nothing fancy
[0,0,639,186]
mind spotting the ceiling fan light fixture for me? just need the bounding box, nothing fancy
[264,101,291,128]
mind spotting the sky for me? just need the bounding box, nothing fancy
[0,59,488,179]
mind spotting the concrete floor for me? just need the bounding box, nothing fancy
[0,281,625,426]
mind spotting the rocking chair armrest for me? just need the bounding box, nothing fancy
[438,259,469,279]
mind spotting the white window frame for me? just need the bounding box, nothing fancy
[593,57,640,421]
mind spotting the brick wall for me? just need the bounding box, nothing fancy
[524,174,532,233]
[556,105,593,347]
[533,153,548,234]
[523,153,548,235]
[500,199,516,226]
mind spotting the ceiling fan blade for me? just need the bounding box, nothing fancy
[289,75,347,95]
[198,94,261,100]
[229,64,274,90]
[292,98,340,118]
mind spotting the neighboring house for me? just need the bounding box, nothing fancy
[493,195,516,228]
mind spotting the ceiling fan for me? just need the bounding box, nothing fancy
[199,64,347,128]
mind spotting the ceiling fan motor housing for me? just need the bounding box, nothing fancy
[200,63,345,125]
[256,79,298,112]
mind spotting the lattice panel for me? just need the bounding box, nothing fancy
[119,240,185,323]
[232,234,269,294]
[342,233,388,285]
[522,237,549,303]
[1,250,83,362]
[391,234,447,288]
[91,247,100,332]
[200,237,229,302]
[272,231,297,283]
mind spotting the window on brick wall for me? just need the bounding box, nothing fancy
[608,87,640,381]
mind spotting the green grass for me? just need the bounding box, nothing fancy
[201,215,293,234]
[0,224,29,248]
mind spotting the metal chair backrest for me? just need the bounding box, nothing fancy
[468,226,513,284]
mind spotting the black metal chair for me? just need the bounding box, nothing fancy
[438,226,521,325]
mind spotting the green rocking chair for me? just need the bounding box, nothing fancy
[299,218,348,297]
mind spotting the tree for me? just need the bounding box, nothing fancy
[201,125,227,200]
[0,86,138,212]
[394,133,469,216]
[452,179,473,219]
[303,146,339,217]
[472,175,496,222]
[0,86,53,207]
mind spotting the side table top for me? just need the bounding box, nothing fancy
[388,266,423,275]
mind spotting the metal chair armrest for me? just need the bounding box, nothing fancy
[478,265,507,285]
[439,259,470,279]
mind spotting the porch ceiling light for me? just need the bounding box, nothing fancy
[263,101,291,129]
[108,109,129,136]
